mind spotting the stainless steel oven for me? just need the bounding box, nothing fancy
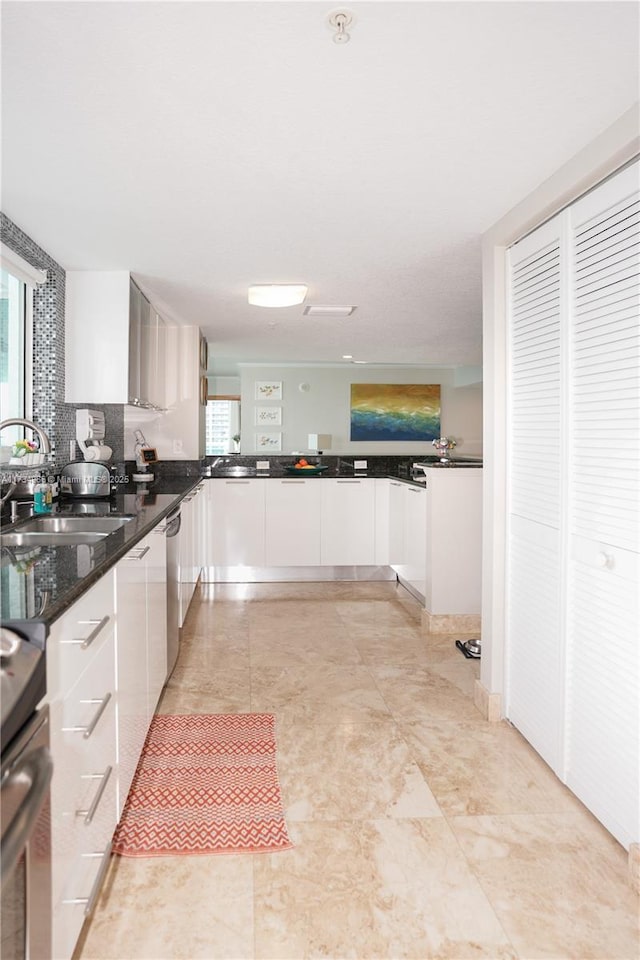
[1,623,52,960]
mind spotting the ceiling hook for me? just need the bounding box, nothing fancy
[327,9,355,45]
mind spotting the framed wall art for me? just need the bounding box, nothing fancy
[255,406,282,426]
[255,380,282,401]
[350,383,441,441]
[255,432,282,451]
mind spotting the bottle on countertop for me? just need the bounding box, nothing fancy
[33,481,52,514]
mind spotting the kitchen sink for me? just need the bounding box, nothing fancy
[13,516,134,534]
[0,514,134,547]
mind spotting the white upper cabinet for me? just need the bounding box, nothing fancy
[65,271,168,408]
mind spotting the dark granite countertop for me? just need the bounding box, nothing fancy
[0,477,200,627]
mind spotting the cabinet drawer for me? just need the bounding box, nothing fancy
[47,571,115,695]
[50,635,117,860]
[53,838,113,960]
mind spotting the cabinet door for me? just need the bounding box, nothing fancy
[374,478,390,565]
[506,214,564,773]
[146,526,168,718]
[189,484,205,585]
[388,480,405,567]
[564,163,640,848]
[401,485,426,599]
[179,494,195,625]
[115,543,149,813]
[65,271,130,403]
[265,479,322,565]
[320,479,375,565]
[209,480,265,566]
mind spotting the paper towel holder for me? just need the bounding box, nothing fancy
[76,409,112,462]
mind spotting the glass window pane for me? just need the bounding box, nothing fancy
[205,399,240,455]
[0,268,26,448]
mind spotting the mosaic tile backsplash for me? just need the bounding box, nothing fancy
[1,213,124,467]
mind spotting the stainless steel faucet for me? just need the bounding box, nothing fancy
[0,417,52,506]
[207,456,227,475]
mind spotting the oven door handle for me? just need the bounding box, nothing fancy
[0,745,53,887]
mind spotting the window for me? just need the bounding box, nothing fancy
[205,399,240,455]
[0,266,29,446]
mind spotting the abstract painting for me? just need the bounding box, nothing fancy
[350,384,441,441]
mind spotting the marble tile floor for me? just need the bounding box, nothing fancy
[75,582,639,960]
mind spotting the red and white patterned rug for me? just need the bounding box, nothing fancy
[112,713,293,857]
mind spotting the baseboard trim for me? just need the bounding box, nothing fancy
[201,565,396,583]
[473,679,502,722]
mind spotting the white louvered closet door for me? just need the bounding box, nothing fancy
[506,216,564,773]
[565,161,640,849]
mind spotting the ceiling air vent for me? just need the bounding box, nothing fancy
[303,305,356,318]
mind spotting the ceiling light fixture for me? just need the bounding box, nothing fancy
[303,305,356,318]
[342,354,353,360]
[327,9,354,44]
[248,284,308,308]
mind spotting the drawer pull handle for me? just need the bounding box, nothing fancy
[337,480,361,483]
[390,482,402,487]
[225,480,250,484]
[77,766,113,825]
[63,842,112,916]
[281,479,305,483]
[62,615,110,650]
[63,692,112,739]
[126,545,150,561]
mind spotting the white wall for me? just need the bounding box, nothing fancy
[238,364,483,456]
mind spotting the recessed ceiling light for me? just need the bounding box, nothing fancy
[248,284,308,307]
[353,360,368,364]
[342,354,353,359]
[303,305,356,318]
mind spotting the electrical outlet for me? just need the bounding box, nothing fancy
[256,460,270,470]
[173,439,183,454]
[354,460,367,470]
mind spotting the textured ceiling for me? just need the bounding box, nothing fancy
[1,1,638,374]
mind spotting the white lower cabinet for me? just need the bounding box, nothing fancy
[265,478,321,565]
[374,477,391,565]
[387,480,405,566]
[46,571,118,960]
[320,479,375,565]
[394,484,426,600]
[179,482,205,624]
[207,479,266,567]
[115,527,167,814]
[178,492,194,626]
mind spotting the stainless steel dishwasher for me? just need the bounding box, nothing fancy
[165,506,181,680]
